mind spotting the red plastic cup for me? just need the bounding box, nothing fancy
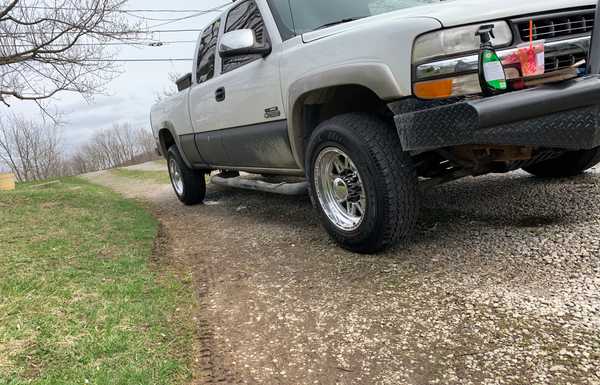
[517,41,545,77]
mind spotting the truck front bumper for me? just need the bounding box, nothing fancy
[393,75,600,152]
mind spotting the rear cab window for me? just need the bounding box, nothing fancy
[196,19,221,84]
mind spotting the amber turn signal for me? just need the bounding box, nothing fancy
[414,79,453,99]
[414,74,482,100]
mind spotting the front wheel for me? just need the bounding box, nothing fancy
[167,145,206,205]
[305,113,419,254]
[523,147,600,178]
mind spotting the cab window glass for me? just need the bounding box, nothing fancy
[196,19,221,83]
[223,0,268,73]
[266,0,295,40]
[270,0,437,34]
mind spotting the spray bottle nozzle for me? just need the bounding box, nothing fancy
[476,24,496,43]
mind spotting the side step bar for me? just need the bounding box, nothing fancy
[210,174,308,196]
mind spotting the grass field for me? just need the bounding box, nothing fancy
[110,169,170,184]
[0,178,195,385]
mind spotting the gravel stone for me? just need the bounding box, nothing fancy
[86,166,600,385]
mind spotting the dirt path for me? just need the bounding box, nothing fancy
[85,167,600,385]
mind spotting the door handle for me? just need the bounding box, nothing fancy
[215,87,226,102]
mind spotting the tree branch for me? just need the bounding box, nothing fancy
[0,0,138,112]
[0,0,19,20]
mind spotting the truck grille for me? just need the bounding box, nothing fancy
[545,51,587,72]
[517,12,594,41]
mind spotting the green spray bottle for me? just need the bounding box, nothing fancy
[476,24,508,96]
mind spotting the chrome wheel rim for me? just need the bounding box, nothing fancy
[169,158,184,196]
[314,147,367,231]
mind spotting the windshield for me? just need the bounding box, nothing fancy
[268,0,441,35]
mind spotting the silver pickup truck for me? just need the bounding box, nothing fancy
[151,0,600,253]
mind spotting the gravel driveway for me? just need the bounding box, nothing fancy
[86,166,600,385]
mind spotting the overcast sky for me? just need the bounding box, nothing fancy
[6,0,228,152]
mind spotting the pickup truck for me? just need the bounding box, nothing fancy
[151,0,600,253]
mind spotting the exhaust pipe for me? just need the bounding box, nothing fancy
[588,0,600,74]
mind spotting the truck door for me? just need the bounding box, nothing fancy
[208,0,298,170]
[188,18,230,167]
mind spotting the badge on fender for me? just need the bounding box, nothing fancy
[264,106,281,119]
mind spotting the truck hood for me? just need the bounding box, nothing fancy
[302,0,596,43]
[398,0,596,27]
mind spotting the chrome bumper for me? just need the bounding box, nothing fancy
[415,35,590,81]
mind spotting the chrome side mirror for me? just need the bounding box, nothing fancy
[219,29,271,58]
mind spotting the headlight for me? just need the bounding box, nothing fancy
[412,21,513,99]
[413,21,513,64]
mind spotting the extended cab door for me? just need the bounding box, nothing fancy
[188,18,230,167]
[207,0,298,171]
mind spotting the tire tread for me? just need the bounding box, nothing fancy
[306,113,418,253]
[168,145,206,205]
[524,147,600,177]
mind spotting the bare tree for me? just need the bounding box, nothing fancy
[67,151,90,175]
[0,114,157,179]
[154,72,183,103]
[0,114,64,181]
[0,0,136,113]
[134,125,156,155]
[71,123,156,172]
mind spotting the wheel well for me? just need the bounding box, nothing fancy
[158,128,176,157]
[291,85,392,167]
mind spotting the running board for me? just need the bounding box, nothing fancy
[210,175,308,196]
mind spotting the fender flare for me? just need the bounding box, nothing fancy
[157,122,194,168]
[286,62,403,167]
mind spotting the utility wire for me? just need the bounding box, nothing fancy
[11,5,233,13]
[7,40,197,47]
[147,6,228,29]
[0,5,230,62]
[124,13,200,22]
[8,3,230,27]
[2,4,232,37]
[135,3,230,26]
[0,28,206,38]
[82,58,193,62]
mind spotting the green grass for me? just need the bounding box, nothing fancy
[110,169,170,184]
[0,178,195,385]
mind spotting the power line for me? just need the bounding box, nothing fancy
[8,3,231,28]
[0,28,206,38]
[7,40,197,47]
[125,13,200,22]
[12,5,233,13]
[132,3,230,26]
[83,58,193,62]
[147,7,228,29]
[1,3,232,37]
[1,58,192,63]
[116,28,208,34]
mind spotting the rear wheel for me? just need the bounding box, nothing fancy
[306,113,419,254]
[524,147,600,177]
[167,145,206,205]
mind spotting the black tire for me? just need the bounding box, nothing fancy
[305,113,419,254]
[523,147,600,178]
[167,145,206,205]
